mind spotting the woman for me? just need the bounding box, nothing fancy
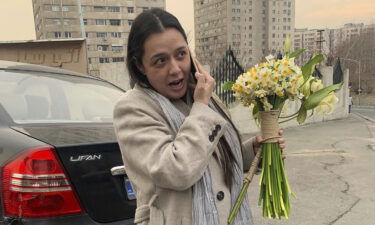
[113,8,285,225]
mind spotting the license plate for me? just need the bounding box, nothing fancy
[124,178,136,200]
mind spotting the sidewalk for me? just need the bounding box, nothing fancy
[244,114,375,225]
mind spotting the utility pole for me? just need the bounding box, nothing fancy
[316,29,325,55]
[342,58,361,105]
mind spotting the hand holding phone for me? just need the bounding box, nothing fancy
[190,57,215,105]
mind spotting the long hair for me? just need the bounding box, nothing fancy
[126,8,187,88]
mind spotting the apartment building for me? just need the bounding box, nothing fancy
[294,28,330,65]
[32,0,165,90]
[194,0,295,70]
[294,23,375,65]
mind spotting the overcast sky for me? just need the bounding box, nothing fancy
[1,0,375,42]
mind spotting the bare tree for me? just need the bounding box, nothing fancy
[332,28,375,94]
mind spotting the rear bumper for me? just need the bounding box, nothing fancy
[1,214,134,225]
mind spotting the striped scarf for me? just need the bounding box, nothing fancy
[144,89,253,225]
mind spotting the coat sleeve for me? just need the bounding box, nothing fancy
[241,137,256,171]
[113,94,228,191]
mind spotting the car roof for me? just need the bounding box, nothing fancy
[0,60,94,79]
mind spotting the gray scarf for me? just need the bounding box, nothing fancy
[144,89,253,225]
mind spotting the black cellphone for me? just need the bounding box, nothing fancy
[189,53,198,83]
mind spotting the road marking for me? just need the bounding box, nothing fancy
[286,150,351,157]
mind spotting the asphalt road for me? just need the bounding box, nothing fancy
[243,114,375,225]
[352,107,375,121]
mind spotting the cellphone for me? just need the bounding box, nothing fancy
[189,51,198,83]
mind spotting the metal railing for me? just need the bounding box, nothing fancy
[211,48,244,105]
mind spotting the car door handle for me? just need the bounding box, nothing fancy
[110,165,126,176]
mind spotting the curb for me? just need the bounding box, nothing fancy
[353,112,375,123]
[353,105,375,109]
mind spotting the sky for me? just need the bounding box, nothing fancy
[1,0,375,43]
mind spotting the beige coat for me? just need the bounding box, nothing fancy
[113,84,255,225]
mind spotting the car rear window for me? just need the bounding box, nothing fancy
[0,70,123,124]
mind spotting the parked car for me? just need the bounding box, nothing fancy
[0,61,135,225]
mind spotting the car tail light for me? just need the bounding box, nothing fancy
[1,146,83,218]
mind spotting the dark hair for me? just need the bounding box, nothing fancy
[126,8,188,88]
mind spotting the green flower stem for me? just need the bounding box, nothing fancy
[258,142,293,219]
[279,115,298,124]
[278,111,299,119]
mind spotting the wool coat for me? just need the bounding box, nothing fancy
[113,84,256,225]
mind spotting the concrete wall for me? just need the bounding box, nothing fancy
[229,66,350,134]
[98,62,130,90]
[0,39,88,74]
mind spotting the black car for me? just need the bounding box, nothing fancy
[0,61,135,225]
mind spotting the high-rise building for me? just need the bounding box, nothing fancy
[293,28,330,65]
[194,0,295,70]
[32,0,165,90]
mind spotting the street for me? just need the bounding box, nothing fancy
[352,107,375,121]
[243,112,375,225]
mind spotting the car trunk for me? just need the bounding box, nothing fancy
[11,124,136,223]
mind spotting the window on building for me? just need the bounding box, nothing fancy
[112,57,125,62]
[99,57,110,63]
[65,32,72,38]
[62,6,69,12]
[111,32,122,38]
[63,19,71,25]
[88,58,92,64]
[262,1,266,7]
[249,25,252,30]
[97,45,109,51]
[112,45,123,52]
[272,18,275,22]
[128,20,134,26]
[94,6,106,12]
[52,5,60,11]
[96,19,106,25]
[127,7,134,13]
[108,6,120,12]
[283,33,287,38]
[53,19,61,25]
[85,32,89,38]
[262,10,265,14]
[110,19,121,26]
[262,17,266,22]
[272,33,275,38]
[96,32,107,38]
[142,7,149,11]
[54,32,61,38]
[272,10,275,14]
[83,19,88,25]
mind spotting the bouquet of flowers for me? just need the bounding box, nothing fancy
[225,39,343,223]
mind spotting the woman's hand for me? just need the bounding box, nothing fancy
[193,60,216,105]
[253,130,286,156]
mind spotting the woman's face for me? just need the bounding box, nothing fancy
[138,28,191,100]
